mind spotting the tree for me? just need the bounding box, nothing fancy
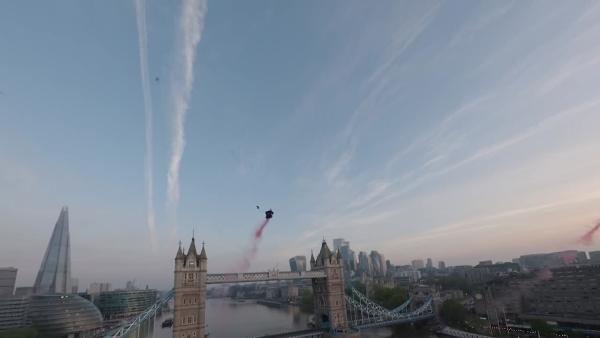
[370,286,409,309]
[440,299,467,327]
[0,328,38,338]
[300,289,314,313]
[345,281,366,295]
[530,320,555,338]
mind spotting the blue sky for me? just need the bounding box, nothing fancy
[2,1,600,290]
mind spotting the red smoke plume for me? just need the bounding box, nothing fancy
[238,218,271,271]
[579,220,600,246]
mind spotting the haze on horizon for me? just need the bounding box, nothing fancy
[1,1,600,290]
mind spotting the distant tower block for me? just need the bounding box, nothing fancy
[173,237,207,338]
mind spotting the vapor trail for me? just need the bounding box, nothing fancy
[167,0,208,208]
[134,0,157,249]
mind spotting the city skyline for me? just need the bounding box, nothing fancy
[2,1,600,290]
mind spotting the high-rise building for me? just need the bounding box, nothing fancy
[0,267,17,297]
[332,238,348,251]
[438,261,446,270]
[125,280,137,290]
[89,282,111,294]
[358,251,372,276]
[426,258,433,269]
[412,259,425,270]
[289,256,307,272]
[369,251,386,277]
[33,207,71,294]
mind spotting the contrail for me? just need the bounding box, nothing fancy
[134,0,157,249]
[167,0,208,208]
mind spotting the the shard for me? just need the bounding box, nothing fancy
[33,206,71,294]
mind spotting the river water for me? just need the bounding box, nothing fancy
[152,298,438,338]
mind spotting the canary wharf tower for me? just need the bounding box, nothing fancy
[33,207,71,294]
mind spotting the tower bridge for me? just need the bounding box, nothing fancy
[107,238,434,338]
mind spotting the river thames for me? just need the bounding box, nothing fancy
[152,298,439,338]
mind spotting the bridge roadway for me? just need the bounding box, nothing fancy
[206,270,326,284]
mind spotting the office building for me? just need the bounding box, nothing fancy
[438,261,446,270]
[33,207,72,294]
[0,296,30,330]
[89,282,112,294]
[29,294,103,337]
[0,267,17,297]
[426,258,433,269]
[523,265,600,326]
[332,238,348,251]
[370,251,386,277]
[357,251,372,276]
[14,287,33,297]
[411,259,425,270]
[289,256,307,272]
[95,289,157,324]
[518,250,584,270]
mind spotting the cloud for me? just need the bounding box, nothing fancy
[167,0,208,209]
[134,0,157,250]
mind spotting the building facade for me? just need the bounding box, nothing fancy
[173,238,207,338]
[0,267,17,297]
[310,241,348,332]
[88,282,111,294]
[523,265,600,326]
[34,207,72,295]
[289,256,307,272]
[95,289,158,323]
[0,296,30,330]
[412,259,425,270]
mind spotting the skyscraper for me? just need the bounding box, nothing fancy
[289,256,307,272]
[412,259,425,270]
[426,258,433,269]
[438,261,446,270]
[332,238,348,251]
[0,267,17,297]
[358,251,372,276]
[369,251,386,277]
[33,207,71,294]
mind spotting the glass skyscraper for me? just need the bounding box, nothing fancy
[33,207,71,294]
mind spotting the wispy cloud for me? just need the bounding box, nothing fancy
[134,0,157,250]
[167,0,208,209]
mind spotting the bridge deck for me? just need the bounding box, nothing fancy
[255,329,324,338]
[207,270,326,284]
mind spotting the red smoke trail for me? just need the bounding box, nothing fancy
[238,218,271,272]
[579,220,600,246]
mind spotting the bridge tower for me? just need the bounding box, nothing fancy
[310,240,348,333]
[173,237,207,338]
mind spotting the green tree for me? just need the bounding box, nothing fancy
[300,289,314,313]
[345,281,366,295]
[440,299,467,327]
[0,328,39,338]
[370,286,409,309]
[530,320,555,338]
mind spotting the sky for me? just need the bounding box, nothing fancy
[1,0,600,291]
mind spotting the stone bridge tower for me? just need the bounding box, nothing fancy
[174,237,207,338]
[310,240,348,332]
